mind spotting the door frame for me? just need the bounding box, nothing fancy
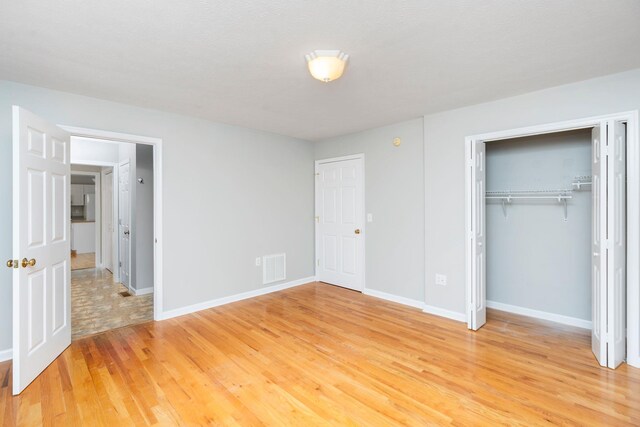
[314,154,366,292]
[69,170,101,268]
[59,125,164,321]
[464,110,639,368]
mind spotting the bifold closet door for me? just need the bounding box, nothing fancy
[592,122,627,369]
[607,122,626,369]
[469,140,487,330]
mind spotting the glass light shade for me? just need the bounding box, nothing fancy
[305,50,349,82]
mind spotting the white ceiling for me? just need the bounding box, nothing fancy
[1,1,640,141]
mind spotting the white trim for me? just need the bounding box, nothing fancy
[61,126,164,322]
[0,348,12,362]
[487,300,592,330]
[464,111,640,368]
[131,286,154,296]
[423,304,467,322]
[363,288,424,309]
[158,276,316,320]
[314,153,366,292]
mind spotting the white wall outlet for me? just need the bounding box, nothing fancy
[367,213,373,222]
[255,257,261,267]
[435,274,447,286]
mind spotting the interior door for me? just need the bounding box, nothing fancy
[592,124,608,366]
[469,140,487,330]
[103,170,113,272]
[607,122,626,368]
[119,162,131,288]
[316,157,364,291]
[11,106,71,395]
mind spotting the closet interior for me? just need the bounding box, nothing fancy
[485,129,594,329]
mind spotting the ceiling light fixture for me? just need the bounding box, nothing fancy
[305,50,349,82]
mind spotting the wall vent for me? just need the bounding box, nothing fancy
[263,253,286,285]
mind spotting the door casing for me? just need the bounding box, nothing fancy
[464,111,640,368]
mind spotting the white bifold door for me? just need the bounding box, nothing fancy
[592,122,626,368]
[11,106,71,394]
[316,157,364,291]
[118,161,131,288]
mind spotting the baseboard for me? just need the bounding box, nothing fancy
[159,276,316,320]
[362,288,425,309]
[487,300,592,329]
[132,286,154,296]
[0,348,12,362]
[422,304,467,322]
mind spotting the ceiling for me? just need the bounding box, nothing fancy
[1,1,639,141]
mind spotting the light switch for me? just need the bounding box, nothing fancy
[435,274,447,286]
[367,213,373,222]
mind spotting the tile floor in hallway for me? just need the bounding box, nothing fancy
[71,268,153,340]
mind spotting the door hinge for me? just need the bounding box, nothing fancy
[119,261,122,267]
[317,259,320,267]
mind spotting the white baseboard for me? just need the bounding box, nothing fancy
[487,300,592,329]
[423,304,466,322]
[132,286,154,296]
[362,288,425,309]
[159,276,316,320]
[0,348,12,362]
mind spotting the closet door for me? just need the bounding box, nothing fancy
[607,122,626,369]
[469,140,487,330]
[592,124,608,366]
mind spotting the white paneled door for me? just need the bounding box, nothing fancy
[118,162,131,289]
[316,156,364,291]
[592,124,607,366]
[469,140,487,331]
[11,106,71,395]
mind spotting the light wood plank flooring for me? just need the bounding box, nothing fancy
[1,282,639,426]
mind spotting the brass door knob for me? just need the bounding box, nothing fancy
[21,258,36,268]
[355,229,361,234]
[6,259,15,268]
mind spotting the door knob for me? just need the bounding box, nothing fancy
[355,229,361,234]
[21,258,36,268]
[124,230,130,235]
[6,259,18,269]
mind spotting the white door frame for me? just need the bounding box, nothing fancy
[464,110,639,368]
[101,167,115,273]
[69,170,101,267]
[60,125,164,321]
[314,154,366,291]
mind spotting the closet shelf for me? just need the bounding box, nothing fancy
[486,190,573,221]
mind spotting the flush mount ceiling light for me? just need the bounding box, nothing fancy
[305,50,349,82]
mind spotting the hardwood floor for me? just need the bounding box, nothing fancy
[1,282,639,426]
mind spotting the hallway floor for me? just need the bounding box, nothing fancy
[70,252,96,270]
[71,268,153,339]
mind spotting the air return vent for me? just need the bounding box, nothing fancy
[263,253,286,285]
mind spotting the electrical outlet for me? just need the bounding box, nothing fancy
[367,213,373,222]
[435,274,447,286]
[255,257,261,267]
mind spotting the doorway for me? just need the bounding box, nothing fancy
[10,106,164,395]
[465,111,640,370]
[315,154,365,291]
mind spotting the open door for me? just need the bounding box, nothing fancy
[592,124,607,366]
[469,140,486,330]
[11,106,71,394]
[607,122,626,369]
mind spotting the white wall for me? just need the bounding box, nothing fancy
[424,68,640,316]
[0,80,315,353]
[71,136,120,163]
[135,144,154,291]
[314,118,425,301]
[486,130,592,320]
